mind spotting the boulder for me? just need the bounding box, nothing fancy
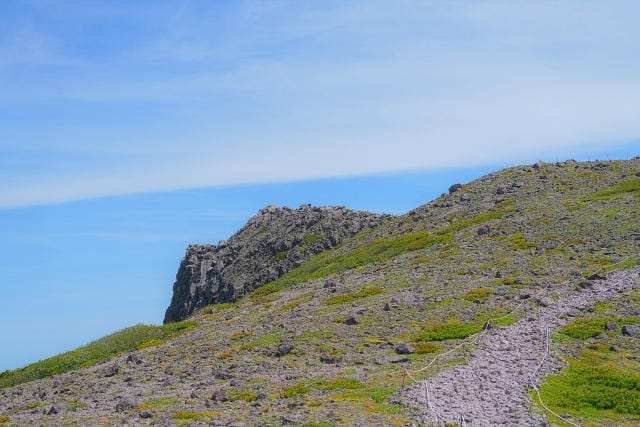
[115,398,134,413]
[622,325,639,337]
[394,343,416,355]
[275,343,294,357]
[605,321,618,331]
[344,316,359,325]
[449,183,463,194]
[477,225,490,236]
[320,354,338,364]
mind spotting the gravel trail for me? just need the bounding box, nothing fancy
[403,266,640,426]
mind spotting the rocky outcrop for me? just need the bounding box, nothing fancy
[163,204,392,323]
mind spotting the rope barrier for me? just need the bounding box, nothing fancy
[403,254,638,425]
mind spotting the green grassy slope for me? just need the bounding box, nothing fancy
[0,320,196,389]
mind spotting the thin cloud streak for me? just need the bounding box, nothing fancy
[1,1,639,208]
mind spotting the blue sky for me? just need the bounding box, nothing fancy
[0,1,639,370]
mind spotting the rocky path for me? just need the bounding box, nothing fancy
[403,266,640,426]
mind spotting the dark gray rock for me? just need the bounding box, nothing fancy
[622,324,639,337]
[535,297,553,307]
[211,387,228,402]
[164,205,392,323]
[587,273,607,281]
[45,405,58,415]
[376,355,409,364]
[275,343,294,357]
[320,354,338,364]
[383,302,391,311]
[103,365,119,377]
[477,225,490,236]
[449,183,463,194]
[344,316,359,325]
[115,398,134,413]
[394,343,416,355]
[605,321,618,331]
[126,353,143,365]
[519,290,533,299]
[140,411,152,419]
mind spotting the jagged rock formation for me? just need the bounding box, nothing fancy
[164,204,392,323]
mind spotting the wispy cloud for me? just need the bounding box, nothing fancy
[1,0,639,208]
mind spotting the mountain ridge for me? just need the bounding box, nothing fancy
[1,157,639,426]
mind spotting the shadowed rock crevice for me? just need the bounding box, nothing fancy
[164,204,392,323]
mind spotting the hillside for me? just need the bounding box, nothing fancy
[0,158,639,426]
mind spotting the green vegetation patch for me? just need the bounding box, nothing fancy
[326,286,384,305]
[173,410,218,420]
[281,376,365,398]
[273,251,288,262]
[140,396,180,410]
[227,389,257,402]
[560,317,638,340]
[539,362,640,417]
[0,320,197,389]
[303,232,323,244]
[462,287,493,301]
[414,319,482,342]
[509,233,536,250]
[585,178,640,201]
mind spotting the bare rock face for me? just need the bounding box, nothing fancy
[163,204,392,323]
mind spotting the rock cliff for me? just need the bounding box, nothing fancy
[163,204,392,323]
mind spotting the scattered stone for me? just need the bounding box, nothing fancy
[519,290,533,299]
[115,398,134,413]
[565,308,581,317]
[587,273,607,281]
[275,343,294,357]
[320,354,338,364]
[605,321,618,331]
[211,387,228,402]
[140,411,152,419]
[496,186,505,195]
[126,353,143,365]
[622,325,639,337]
[477,225,490,236]
[103,365,119,377]
[383,302,391,311]
[394,343,416,355]
[595,333,609,340]
[535,297,553,307]
[323,280,336,289]
[344,316,359,325]
[45,405,58,415]
[448,183,463,194]
[214,370,234,380]
[376,356,409,364]
[533,160,545,169]
[578,280,593,289]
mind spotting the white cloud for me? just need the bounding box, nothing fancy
[1,0,639,208]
